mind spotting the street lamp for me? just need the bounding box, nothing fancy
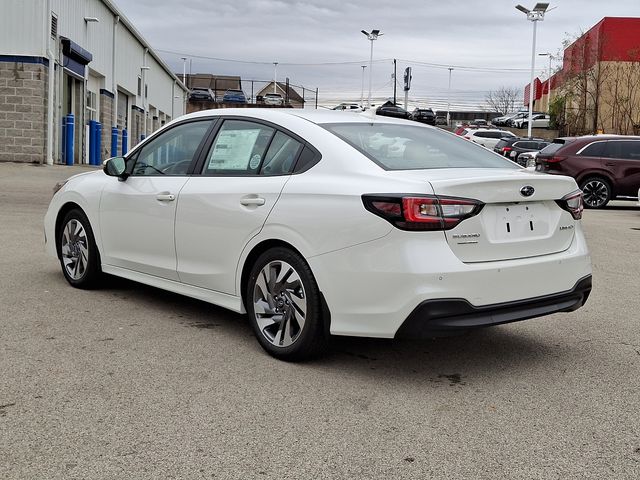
[273,62,278,94]
[516,2,550,138]
[361,29,382,114]
[360,65,367,108]
[447,67,453,126]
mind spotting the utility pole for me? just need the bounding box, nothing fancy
[273,62,278,94]
[447,67,453,126]
[360,65,366,108]
[393,59,397,105]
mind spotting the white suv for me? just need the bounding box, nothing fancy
[513,114,550,129]
[463,129,516,149]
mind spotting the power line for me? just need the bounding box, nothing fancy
[156,48,531,72]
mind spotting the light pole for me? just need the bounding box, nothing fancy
[361,29,382,115]
[447,67,453,126]
[181,57,187,85]
[516,3,550,138]
[360,65,367,108]
[273,62,278,94]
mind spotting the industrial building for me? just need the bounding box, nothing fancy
[524,17,640,135]
[0,0,188,165]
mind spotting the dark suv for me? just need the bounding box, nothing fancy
[411,108,436,125]
[494,137,550,165]
[535,135,640,208]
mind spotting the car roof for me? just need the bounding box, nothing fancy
[175,108,424,127]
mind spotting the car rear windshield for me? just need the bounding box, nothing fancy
[322,123,519,170]
[539,139,572,156]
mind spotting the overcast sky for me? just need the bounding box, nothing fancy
[115,0,639,110]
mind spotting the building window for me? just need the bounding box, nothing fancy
[137,77,141,96]
[145,84,148,99]
[86,90,97,121]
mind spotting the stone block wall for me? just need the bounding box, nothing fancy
[99,89,114,161]
[131,106,144,149]
[0,60,48,163]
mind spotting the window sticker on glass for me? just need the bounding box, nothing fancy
[208,128,261,170]
[249,154,262,169]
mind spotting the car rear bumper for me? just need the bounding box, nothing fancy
[395,275,591,338]
[309,226,592,338]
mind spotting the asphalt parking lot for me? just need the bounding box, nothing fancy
[1,162,639,479]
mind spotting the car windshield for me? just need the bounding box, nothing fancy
[322,123,519,170]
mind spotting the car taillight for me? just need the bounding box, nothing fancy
[502,147,512,152]
[362,195,484,231]
[555,190,583,220]
[547,156,567,163]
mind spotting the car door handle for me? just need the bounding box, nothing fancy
[156,193,176,202]
[240,197,266,206]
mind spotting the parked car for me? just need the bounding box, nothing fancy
[535,135,640,208]
[513,114,550,129]
[332,102,363,112]
[435,116,447,125]
[463,129,517,149]
[492,114,513,127]
[411,108,436,125]
[519,151,540,169]
[189,88,215,102]
[506,111,545,127]
[494,137,550,163]
[45,109,591,361]
[472,119,489,127]
[263,93,285,106]
[222,89,247,103]
[376,105,410,119]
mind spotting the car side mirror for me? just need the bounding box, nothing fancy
[103,156,128,179]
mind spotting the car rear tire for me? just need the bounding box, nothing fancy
[58,209,102,288]
[246,247,326,361]
[580,177,611,209]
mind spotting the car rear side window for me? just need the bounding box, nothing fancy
[322,123,518,170]
[259,131,302,176]
[580,141,606,157]
[616,141,640,160]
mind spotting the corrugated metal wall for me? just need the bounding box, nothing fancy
[0,0,45,56]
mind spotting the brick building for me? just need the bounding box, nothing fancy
[524,17,640,135]
[0,0,188,164]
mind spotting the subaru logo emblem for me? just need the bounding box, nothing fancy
[520,186,535,197]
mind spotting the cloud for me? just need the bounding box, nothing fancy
[114,0,640,108]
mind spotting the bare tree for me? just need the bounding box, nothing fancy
[485,87,521,115]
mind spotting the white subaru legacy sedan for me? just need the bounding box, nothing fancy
[45,109,592,360]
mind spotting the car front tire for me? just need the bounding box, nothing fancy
[58,209,102,288]
[246,247,327,361]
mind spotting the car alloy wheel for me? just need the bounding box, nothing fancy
[253,260,306,348]
[58,209,102,288]
[61,218,89,280]
[247,247,326,360]
[581,178,611,208]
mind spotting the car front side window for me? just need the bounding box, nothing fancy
[131,120,213,176]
